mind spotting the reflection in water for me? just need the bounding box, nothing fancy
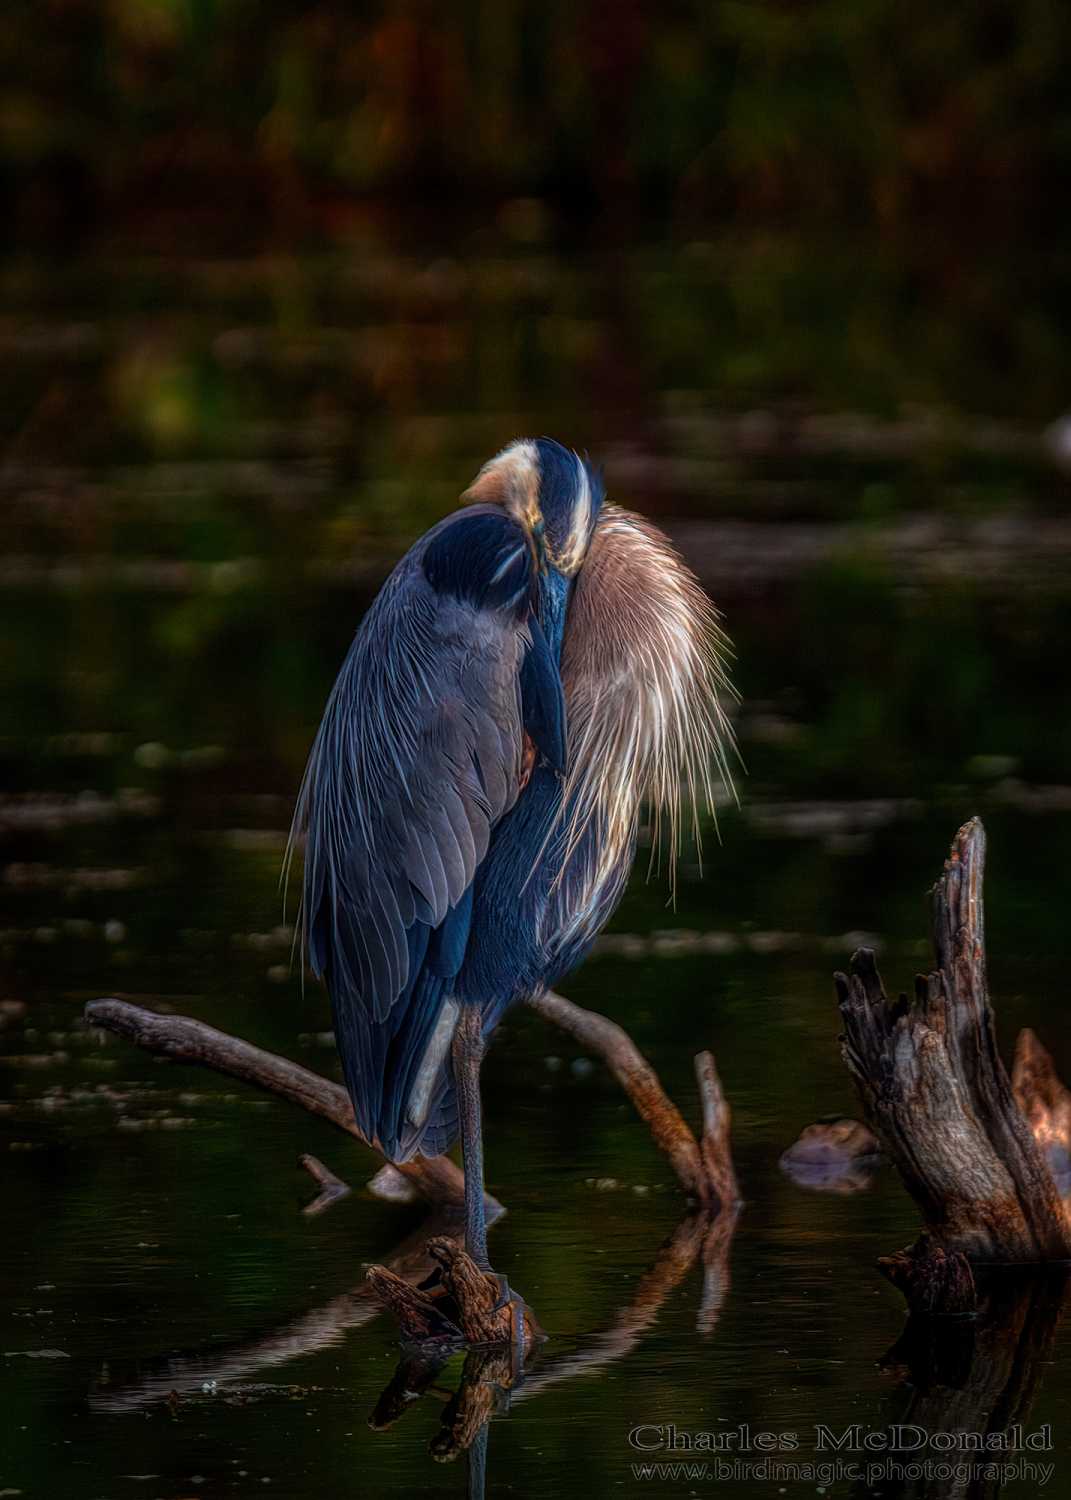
[374,1343,527,1496]
[866,1271,1070,1500]
[85,1194,1070,1500]
[89,1204,737,1495]
[88,1208,471,1415]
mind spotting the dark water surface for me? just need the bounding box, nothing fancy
[2,240,1071,1498]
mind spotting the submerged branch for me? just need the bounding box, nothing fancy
[299,1153,351,1216]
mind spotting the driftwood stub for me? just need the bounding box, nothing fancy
[836,818,1071,1265]
[366,1236,542,1350]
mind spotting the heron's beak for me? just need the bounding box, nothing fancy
[530,517,549,574]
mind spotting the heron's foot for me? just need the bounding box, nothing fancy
[485,1271,543,1349]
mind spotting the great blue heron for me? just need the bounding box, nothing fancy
[292,438,733,1326]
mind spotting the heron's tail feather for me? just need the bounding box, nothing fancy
[405,1090,461,1162]
[328,940,465,1163]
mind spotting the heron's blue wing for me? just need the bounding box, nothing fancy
[293,505,565,1157]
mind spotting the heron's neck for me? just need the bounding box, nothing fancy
[537,569,570,661]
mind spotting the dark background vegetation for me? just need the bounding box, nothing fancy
[4,0,1071,411]
[1,0,1070,791]
[7,0,1071,252]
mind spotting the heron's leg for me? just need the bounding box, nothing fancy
[453,1005,530,1348]
[453,1002,491,1272]
[467,1419,488,1500]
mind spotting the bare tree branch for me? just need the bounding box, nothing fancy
[84,997,484,1213]
[694,1049,741,1210]
[88,991,737,1213]
[530,989,735,1206]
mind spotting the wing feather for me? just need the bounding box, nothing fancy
[296,548,528,1003]
[290,504,567,1154]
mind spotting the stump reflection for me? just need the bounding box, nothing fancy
[861,1270,1069,1500]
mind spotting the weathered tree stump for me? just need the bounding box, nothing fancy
[835,818,1071,1269]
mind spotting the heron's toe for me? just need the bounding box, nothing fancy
[486,1272,543,1346]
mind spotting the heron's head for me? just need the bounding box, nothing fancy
[463,438,603,578]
